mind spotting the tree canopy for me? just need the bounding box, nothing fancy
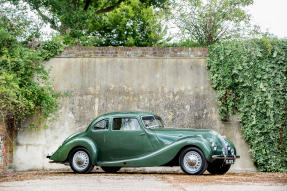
[9,0,168,46]
[169,0,254,46]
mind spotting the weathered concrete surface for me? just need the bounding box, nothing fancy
[1,170,286,191]
[1,176,286,191]
[14,47,256,171]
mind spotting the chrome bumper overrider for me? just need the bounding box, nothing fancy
[212,155,240,159]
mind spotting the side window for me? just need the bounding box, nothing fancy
[93,119,109,130]
[113,118,141,131]
[142,116,155,128]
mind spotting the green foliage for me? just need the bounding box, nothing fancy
[10,0,167,46]
[79,0,165,46]
[207,38,287,172]
[170,0,254,46]
[159,39,202,47]
[39,38,65,60]
[0,15,64,129]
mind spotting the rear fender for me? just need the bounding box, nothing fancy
[50,137,98,165]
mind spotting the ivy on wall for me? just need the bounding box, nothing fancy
[207,38,287,172]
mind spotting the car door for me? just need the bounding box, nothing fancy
[105,117,154,161]
[89,118,110,161]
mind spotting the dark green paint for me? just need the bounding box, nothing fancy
[49,112,237,167]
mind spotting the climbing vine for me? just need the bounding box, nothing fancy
[207,38,287,172]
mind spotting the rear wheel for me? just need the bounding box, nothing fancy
[207,160,231,175]
[179,147,207,175]
[101,166,121,173]
[69,147,94,174]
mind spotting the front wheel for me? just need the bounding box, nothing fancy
[69,147,94,174]
[179,147,207,175]
[101,166,121,173]
[207,160,231,175]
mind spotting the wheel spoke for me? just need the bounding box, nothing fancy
[72,151,89,171]
[183,151,202,173]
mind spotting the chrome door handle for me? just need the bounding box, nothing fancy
[139,133,145,136]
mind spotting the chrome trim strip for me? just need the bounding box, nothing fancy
[212,155,240,159]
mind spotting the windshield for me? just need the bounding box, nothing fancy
[142,115,164,129]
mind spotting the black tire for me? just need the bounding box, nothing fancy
[207,159,231,175]
[179,147,207,175]
[101,166,121,173]
[69,147,94,174]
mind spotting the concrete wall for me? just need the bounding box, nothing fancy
[14,47,256,171]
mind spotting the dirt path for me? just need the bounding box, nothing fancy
[0,168,286,191]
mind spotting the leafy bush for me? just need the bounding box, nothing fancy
[0,15,64,129]
[207,38,287,172]
[159,39,202,47]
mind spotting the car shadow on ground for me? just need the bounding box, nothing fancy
[59,169,217,176]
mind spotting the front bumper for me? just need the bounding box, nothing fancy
[212,155,240,159]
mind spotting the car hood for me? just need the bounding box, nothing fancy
[150,128,220,144]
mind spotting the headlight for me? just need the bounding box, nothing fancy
[211,142,217,151]
[224,140,229,146]
[223,139,230,150]
[231,149,235,155]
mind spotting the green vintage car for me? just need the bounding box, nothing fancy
[47,112,240,175]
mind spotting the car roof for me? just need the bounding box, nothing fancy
[98,111,155,118]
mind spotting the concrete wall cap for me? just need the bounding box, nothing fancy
[56,46,208,58]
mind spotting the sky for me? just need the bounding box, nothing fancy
[247,0,287,38]
[166,0,287,41]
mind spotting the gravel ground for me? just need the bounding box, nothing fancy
[0,168,286,191]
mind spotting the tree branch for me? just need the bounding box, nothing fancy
[84,0,91,11]
[95,0,124,14]
[73,0,77,8]
[35,8,59,31]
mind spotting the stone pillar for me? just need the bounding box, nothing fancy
[0,121,14,172]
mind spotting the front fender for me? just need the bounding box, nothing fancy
[183,136,213,161]
[50,137,98,165]
[224,138,237,156]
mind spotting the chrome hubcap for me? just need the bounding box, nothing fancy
[72,151,89,171]
[183,151,202,173]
